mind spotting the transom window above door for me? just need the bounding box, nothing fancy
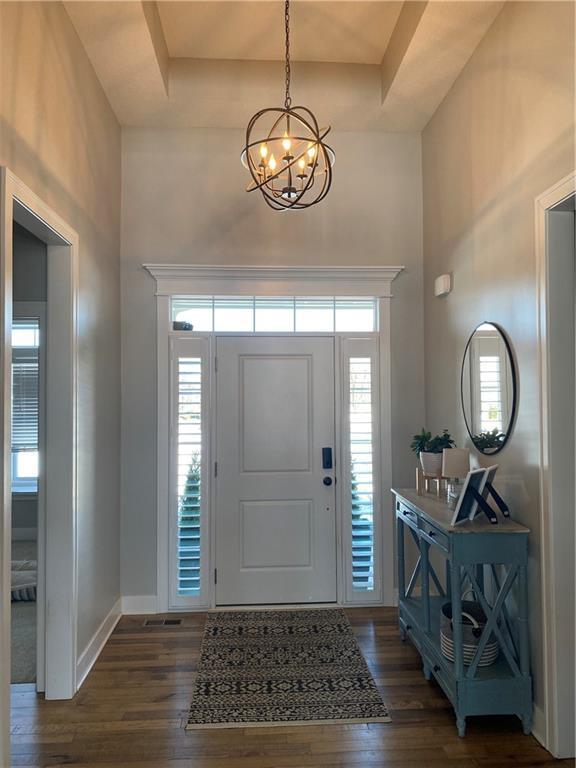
[171,296,378,333]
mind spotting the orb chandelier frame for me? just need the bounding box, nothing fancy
[241,0,335,211]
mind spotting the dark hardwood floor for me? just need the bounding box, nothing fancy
[10,608,574,767]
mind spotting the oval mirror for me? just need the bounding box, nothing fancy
[461,322,517,455]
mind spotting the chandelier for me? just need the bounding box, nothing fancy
[241,0,335,210]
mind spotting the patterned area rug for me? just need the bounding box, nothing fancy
[185,608,390,729]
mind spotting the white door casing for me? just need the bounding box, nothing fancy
[150,265,403,614]
[215,336,337,605]
[535,172,576,758]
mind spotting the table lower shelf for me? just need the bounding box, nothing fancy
[399,595,532,734]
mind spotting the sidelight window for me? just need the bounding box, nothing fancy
[349,358,375,591]
[342,338,381,603]
[170,337,210,607]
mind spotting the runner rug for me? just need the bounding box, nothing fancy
[185,608,391,729]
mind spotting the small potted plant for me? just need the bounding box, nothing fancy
[472,428,506,454]
[411,428,456,476]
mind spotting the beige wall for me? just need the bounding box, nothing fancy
[422,0,574,721]
[120,127,424,596]
[0,2,122,652]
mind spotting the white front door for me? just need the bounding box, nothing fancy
[215,336,337,605]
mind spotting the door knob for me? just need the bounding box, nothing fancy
[323,477,333,486]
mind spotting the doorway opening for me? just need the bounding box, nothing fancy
[10,223,46,688]
[1,167,79,729]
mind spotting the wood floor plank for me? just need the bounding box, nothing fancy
[9,608,573,767]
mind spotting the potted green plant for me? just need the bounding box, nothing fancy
[411,428,456,476]
[472,428,506,453]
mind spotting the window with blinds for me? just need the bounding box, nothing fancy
[349,357,375,591]
[176,357,202,596]
[479,355,503,432]
[12,318,40,493]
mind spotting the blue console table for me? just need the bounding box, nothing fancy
[393,488,532,736]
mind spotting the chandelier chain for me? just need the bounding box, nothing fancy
[284,0,291,108]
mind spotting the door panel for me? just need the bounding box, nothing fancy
[241,356,311,472]
[216,337,336,605]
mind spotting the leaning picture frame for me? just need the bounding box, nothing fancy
[451,467,489,525]
[470,464,499,520]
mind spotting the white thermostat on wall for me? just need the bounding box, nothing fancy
[434,273,452,297]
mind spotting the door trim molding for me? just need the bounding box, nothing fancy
[144,264,403,298]
[535,170,575,758]
[1,167,79,766]
[150,265,403,613]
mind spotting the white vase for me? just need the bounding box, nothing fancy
[420,452,443,476]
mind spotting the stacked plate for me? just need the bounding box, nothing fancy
[440,600,499,667]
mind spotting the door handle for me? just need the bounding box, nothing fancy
[322,447,333,469]
[323,477,333,486]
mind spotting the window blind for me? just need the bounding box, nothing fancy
[349,357,375,591]
[12,321,39,454]
[176,357,202,596]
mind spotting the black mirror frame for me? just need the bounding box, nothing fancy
[460,321,518,455]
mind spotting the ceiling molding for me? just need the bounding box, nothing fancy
[143,264,405,297]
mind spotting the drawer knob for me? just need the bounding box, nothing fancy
[433,665,440,673]
[429,530,436,537]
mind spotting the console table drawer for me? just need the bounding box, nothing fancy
[419,519,449,552]
[396,500,419,530]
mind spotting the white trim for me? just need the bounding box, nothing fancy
[1,165,79,736]
[144,264,403,298]
[156,296,171,613]
[121,595,158,614]
[76,598,121,689]
[0,170,12,768]
[378,297,395,606]
[535,170,575,759]
[532,704,547,751]
[10,527,37,541]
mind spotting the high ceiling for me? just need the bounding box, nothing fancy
[157,2,403,64]
[64,1,505,131]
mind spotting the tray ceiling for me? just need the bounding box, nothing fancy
[64,1,504,131]
[157,1,404,65]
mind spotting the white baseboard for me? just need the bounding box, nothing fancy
[532,704,547,751]
[11,527,37,541]
[76,598,121,690]
[121,595,158,614]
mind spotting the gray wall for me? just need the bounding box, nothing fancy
[13,222,47,303]
[422,1,574,720]
[1,2,122,653]
[120,127,425,597]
